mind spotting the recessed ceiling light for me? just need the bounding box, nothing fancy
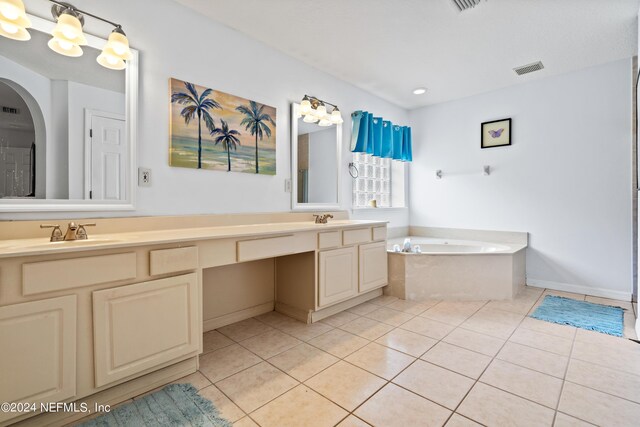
[413,87,427,95]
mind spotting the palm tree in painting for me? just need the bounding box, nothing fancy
[171,82,221,169]
[235,101,275,173]
[211,119,241,172]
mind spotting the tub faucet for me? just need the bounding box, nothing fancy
[313,214,334,224]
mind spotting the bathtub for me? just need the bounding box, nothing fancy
[387,237,511,254]
[386,235,527,301]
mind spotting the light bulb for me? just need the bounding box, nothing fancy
[97,52,126,70]
[330,107,343,124]
[58,39,73,50]
[62,28,76,39]
[0,1,19,20]
[113,44,126,55]
[51,13,87,46]
[315,104,327,118]
[99,28,132,64]
[318,118,332,127]
[300,98,311,115]
[1,21,17,33]
[48,37,83,57]
[0,0,31,41]
[303,114,318,123]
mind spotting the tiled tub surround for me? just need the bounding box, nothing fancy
[0,212,388,426]
[386,227,528,301]
[122,288,639,427]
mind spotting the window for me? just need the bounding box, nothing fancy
[352,152,406,208]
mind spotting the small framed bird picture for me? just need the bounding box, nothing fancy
[481,118,511,149]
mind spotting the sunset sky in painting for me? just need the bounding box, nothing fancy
[170,79,276,150]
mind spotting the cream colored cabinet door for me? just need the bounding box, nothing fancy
[0,295,77,424]
[359,241,388,292]
[318,246,358,307]
[93,273,200,387]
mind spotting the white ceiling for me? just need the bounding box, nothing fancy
[176,0,639,109]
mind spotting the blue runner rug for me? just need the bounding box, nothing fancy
[78,383,231,427]
[530,295,625,337]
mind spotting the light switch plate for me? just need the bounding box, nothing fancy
[138,168,151,187]
[284,178,292,193]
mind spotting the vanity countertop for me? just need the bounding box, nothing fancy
[0,219,387,258]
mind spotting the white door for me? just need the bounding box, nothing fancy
[88,113,126,200]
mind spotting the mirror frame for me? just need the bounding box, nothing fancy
[290,102,342,211]
[0,14,138,212]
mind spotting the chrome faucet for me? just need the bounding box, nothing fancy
[313,214,334,224]
[41,222,96,242]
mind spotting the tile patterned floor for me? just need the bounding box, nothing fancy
[164,288,640,426]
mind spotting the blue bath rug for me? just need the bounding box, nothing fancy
[530,295,625,337]
[77,383,231,427]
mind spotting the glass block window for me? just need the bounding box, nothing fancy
[352,152,392,208]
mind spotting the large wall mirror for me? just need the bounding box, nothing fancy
[0,14,138,212]
[291,103,341,210]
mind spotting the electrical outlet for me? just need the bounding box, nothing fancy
[284,178,292,193]
[138,168,151,187]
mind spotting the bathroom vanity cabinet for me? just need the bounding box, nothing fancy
[0,216,387,426]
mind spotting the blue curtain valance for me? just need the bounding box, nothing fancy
[350,110,412,162]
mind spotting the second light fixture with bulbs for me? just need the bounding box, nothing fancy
[0,0,133,70]
[300,95,344,126]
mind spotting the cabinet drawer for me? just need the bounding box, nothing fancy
[150,246,198,276]
[92,273,199,387]
[372,226,387,241]
[237,235,295,262]
[343,228,372,246]
[23,253,137,295]
[0,295,76,423]
[318,231,341,249]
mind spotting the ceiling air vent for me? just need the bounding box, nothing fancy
[452,0,481,12]
[1,106,20,115]
[514,61,545,76]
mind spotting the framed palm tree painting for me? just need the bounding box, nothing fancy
[169,78,276,174]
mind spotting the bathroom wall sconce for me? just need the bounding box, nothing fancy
[0,0,31,40]
[0,0,133,70]
[300,95,344,126]
[435,170,443,179]
[483,165,491,176]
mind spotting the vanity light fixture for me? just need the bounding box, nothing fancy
[299,95,343,125]
[1,1,134,69]
[0,0,31,41]
[48,7,87,57]
[412,87,427,95]
[48,1,132,70]
[96,26,132,70]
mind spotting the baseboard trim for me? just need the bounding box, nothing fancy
[203,302,274,332]
[275,302,311,323]
[527,278,631,301]
[310,288,383,322]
